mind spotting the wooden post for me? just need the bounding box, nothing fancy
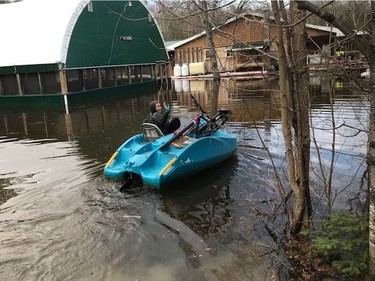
[22,112,28,137]
[64,113,73,140]
[128,66,132,84]
[98,68,103,88]
[151,64,155,80]
[38,72,43,94]
[114,67,118,86]
[58,70,69,114]
[58,70,68,94]
[16,73,23,95]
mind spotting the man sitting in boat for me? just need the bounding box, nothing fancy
[144,101,181,135]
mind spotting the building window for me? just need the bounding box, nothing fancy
[40,71,60,94]
[83,69,99,90]
[0,75,18,95]
[116,66,129,85]
[130,66,141,82]
[20,73,40,95]
[100,68,116,87]
[142,65,152,81]
[225,49,233,57]
[66,69,83,92]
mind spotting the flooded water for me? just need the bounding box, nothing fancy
[0,75,369,280]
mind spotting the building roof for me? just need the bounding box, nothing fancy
[0,0,168,70]
[164,40,183,49]
[0,0,88,67]
[306,24,345,37]
[166,12,345,51]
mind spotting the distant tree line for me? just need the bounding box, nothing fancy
[147,0,267,41]
[146,0,370,42]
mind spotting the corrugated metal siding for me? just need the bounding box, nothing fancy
[65,1,167,68]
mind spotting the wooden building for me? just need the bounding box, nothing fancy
[167,12,344,75]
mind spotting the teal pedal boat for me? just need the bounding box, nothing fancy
[104,95,237,189]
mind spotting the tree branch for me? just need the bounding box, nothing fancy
[296,0,353,35]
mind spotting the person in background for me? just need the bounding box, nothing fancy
[144,100,181,135]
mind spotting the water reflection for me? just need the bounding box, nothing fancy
[161,156,237,238]
[0,76,370,280]
[174,78,281,129]
[0,95,158,141]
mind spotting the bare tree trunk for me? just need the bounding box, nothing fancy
[271,0,311,235]
[289,1,312,232]
[271,1,295,228]
[200,1,221,83]
[368,55,375,275]
[367,5,375,273]
[296,0,375,272]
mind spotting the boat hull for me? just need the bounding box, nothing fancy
[104,130,237,189]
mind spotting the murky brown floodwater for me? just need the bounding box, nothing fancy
[0,75,369,280]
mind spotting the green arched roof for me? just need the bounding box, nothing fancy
[0,0,168,72]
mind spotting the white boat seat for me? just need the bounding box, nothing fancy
[142,123,164,142]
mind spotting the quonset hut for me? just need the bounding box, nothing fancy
[0,0,168,105]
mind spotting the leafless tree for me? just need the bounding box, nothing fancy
[290,0,375,273]
[270,0,312,236]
